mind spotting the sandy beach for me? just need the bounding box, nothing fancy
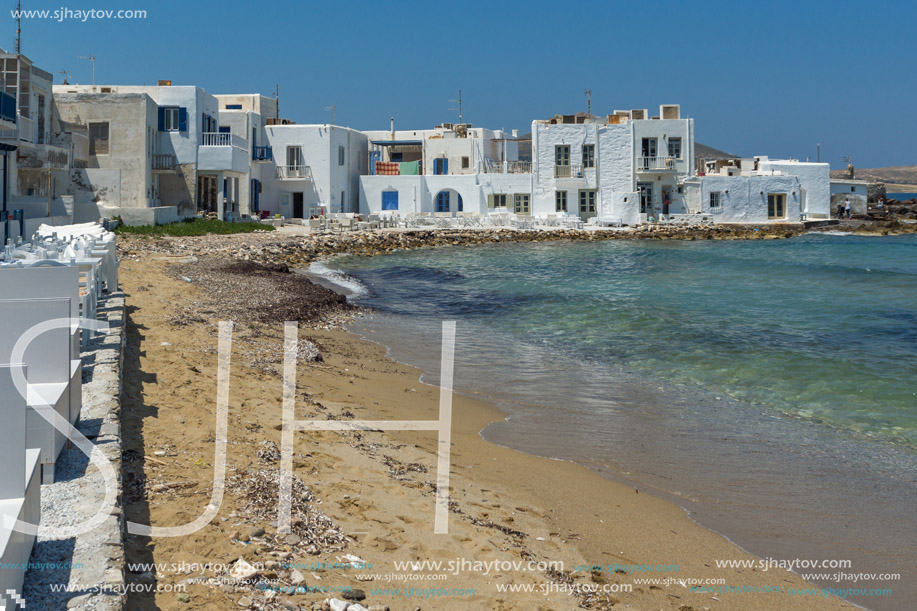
[114,234,866,611]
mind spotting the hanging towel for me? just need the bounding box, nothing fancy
[399,160,420,175]
[376,161,400,176]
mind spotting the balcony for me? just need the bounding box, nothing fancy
[152,154,178,171]
[275,165,313,181]
[252,145,273,161]
[198,132,250,173]
[482,158,532,174]
[554,164,585,179]
[638,156,677,171]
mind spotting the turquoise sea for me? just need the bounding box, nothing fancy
[321,233,916,610]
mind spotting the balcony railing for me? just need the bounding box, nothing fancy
[638,156,676,171]
[482,158,532,174]
[153,153,177,170]
[554,164,584,178]
[200,132,248,149]
[252,145,273,161]
[17,116,33,143]
[0,91,16,123]
[276,164,313,180]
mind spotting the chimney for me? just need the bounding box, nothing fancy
[390,116,394,140]
[157,79,172,86]
[511,129,518,138]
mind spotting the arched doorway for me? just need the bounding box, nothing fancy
[434,189,463,214]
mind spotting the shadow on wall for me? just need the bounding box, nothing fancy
[159,165,195,214]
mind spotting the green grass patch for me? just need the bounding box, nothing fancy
[115,218,275,237]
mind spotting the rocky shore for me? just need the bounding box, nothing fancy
[119,219,915,274]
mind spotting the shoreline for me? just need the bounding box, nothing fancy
[115,238,871,610]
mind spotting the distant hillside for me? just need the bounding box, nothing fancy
[829,166,917,189]
[695,142,735,160]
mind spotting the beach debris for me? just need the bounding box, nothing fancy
[341,588,366,601]
[226,468,349,555]
[230,557,259,582]
[327,599,349,611]
[256,440,281,464]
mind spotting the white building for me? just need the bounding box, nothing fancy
[53,83,257,224]
[1,49,84,235]
[684,156,831,223]
[256,123,368,218]
[829,178,869,217]
[359,123,525,216]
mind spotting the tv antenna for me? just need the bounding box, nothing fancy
[324,105,335,125]
[842,155,851,164]
[585,88,592,115]
[15,1,21,54]
[57,69,70,85]
[448,89,462,124]
[78,54,96,86]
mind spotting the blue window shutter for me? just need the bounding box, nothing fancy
[458,194,463,211]
[442,159,448,175]
[178,107,188,132]
[157,107,165,131]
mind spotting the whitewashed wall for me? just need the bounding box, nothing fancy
[830,180,869,216]
[689,174,800,223]
[760,160,830,218]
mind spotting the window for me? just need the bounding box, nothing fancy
[514,193,530,214]
[668,137,682,159]
[582,144,595,168]
[338,145,345,166]
[555,145,570,166]
[489,193,507,208]
[579,189,596,215]
[461,156,470,169]
[641,138,657,158]
[768,193,786,219]
[709,191,722,208]
[89,122,110,156]
[555,190,568,212]
[850,186,856,192]
[162,107,180,131]
[287,146,303,168]
[225,104,242,110]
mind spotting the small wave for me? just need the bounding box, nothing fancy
[307,261,369,297]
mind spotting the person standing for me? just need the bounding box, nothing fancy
[662,190,671,217]
[845,198,851,218]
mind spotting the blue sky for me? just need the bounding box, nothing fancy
[8,0,916,168]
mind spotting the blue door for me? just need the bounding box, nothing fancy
[436,191,450,212]
[457,194,463,212]
[434,158,448,175]
[381,191,399,211]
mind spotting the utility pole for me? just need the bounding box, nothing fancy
[274,84,279,118]
[585,88,592,116]
[78,54,96,86]
[324,105,335,125]
[817,143,820,163]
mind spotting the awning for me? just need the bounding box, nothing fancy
[370,140,422,146]
[0,142,17,152]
